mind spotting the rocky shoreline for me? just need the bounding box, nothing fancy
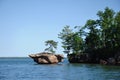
[29,52,64,64]
[67,53,120,66]
[29,51,120,66]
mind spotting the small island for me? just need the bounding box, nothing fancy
[29,52,64,64]
[29,40,64,64]
[58,7,120,65]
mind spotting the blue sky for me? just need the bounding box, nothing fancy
[0,0,120,57]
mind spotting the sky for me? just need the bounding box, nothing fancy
[0,0,120,57]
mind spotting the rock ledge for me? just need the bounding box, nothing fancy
[29,52,64,64]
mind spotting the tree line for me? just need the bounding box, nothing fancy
[58,7,120,59]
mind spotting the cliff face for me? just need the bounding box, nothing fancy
[29,52,64,64]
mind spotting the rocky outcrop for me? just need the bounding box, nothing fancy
[100,59,107,65]
[68,53,120,65]
[68,54,90,63]
[29,52,64,64]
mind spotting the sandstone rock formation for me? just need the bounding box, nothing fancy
[29,52,64,64]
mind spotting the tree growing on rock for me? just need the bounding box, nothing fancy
[44,40,58,53]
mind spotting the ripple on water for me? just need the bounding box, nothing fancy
[0,58,120,80]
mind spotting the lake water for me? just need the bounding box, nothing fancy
[0,58,120,80]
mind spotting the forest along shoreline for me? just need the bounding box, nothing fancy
[58,7,120,65]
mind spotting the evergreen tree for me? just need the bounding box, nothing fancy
[44,40,58,53]
[58,26,74,54]
[84,19,100,50]
[59,7,120,57]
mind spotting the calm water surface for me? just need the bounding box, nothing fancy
[0,58,120,80]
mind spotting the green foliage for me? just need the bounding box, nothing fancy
[44,40,58,53]
[84,19,100,50]
[97,7,115,48]
[59,7,120,58]
[58,26,73,54]
[70,33,83,54]
[58,26,83,54]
